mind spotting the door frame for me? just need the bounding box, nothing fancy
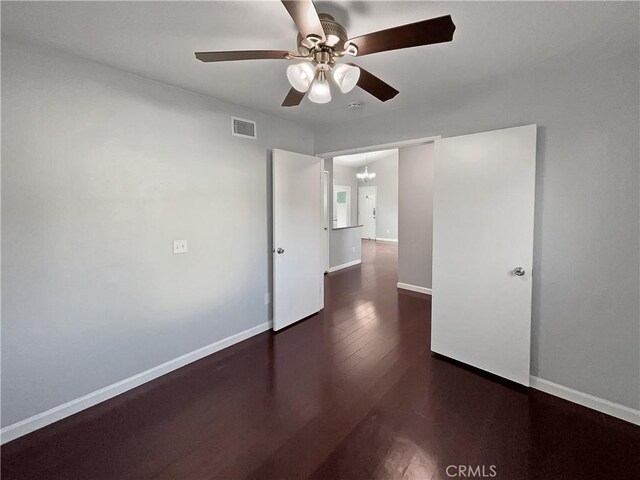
[323,170,330,272]
[358,185,377,240]
[317,135,441,159]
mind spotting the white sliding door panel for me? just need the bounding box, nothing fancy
[431,124,537,386]
[273,149,323,331]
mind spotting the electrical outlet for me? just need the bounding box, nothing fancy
[386,229,390,234]
[173,240,188,254]
[264,293,270,305]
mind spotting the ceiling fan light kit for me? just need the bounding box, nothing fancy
[287,61,359,103]
[332,63,360,94]
[286,62,315,92]
[307,70,332,104]
[195,1,456,107]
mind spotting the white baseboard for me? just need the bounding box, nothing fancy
[530,376,640,426]
[0,321,272,445]
[327,259,362,273]
[375,237,398,243]
[397,282,432,295]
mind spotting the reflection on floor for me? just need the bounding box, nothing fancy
[2,239,639,479]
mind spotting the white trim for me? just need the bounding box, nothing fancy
[0,321,272,445]
[397,282,432,295]
[317,135,442,158]
[530,376,640,426]
[376,237,398,243]
[327,259,362,273]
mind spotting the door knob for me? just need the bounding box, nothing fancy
[514,267,525,277]
[277,248,285,254]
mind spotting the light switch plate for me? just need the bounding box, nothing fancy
[264,293,270,305]
[173,240,188,254]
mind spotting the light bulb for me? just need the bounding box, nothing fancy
[326,34,340,47]
[308,74,332,104]
[286,63,315,92]
[332,64,360,93]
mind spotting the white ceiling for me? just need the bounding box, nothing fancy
[2,1,638,126]
[334,148,396,168]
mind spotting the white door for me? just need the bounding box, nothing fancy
[431,124,536,386]
[273,149,323,331]
[358,186,377,239]
[333,185,350,228]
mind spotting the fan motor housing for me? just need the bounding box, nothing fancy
[297,14,349,56]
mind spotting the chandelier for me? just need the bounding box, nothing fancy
[357,166,376,183]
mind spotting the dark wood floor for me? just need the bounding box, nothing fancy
[2,240,639,479]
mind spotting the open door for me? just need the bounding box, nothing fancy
[431,124,536,386]
[273,149,323,331]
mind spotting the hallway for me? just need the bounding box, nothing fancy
[2,240,638,479]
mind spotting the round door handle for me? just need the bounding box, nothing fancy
[514,267,525,277]
[277,248,285,254]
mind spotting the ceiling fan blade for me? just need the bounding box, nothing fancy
[348,63,399,102]
[348,15,455,57]
[195,50,291,62]
[281,0,326,42]
[282,88,306,107]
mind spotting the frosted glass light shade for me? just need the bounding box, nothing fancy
[332,64,360,93]
[308,77,332,104]
[286,63,316,92]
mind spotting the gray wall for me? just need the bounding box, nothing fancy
[357,150,398,240]
[316,50,640,410]
[1,39,314,427]
[332,163,358,227]
[329,227,363,269]
[398,144,434,290]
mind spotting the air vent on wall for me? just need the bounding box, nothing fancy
[232,117,257,139]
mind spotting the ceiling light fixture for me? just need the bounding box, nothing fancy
[357,165,376,182]
[332,63,360,93]
[307,70,332,104]
[286,59,360,103]
[286,62,316,93]
[196,7,457,108]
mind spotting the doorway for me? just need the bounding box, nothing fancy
[317,126,536,387]
[358,186,377,240]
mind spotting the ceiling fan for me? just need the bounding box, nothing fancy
[195,0,455,107]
